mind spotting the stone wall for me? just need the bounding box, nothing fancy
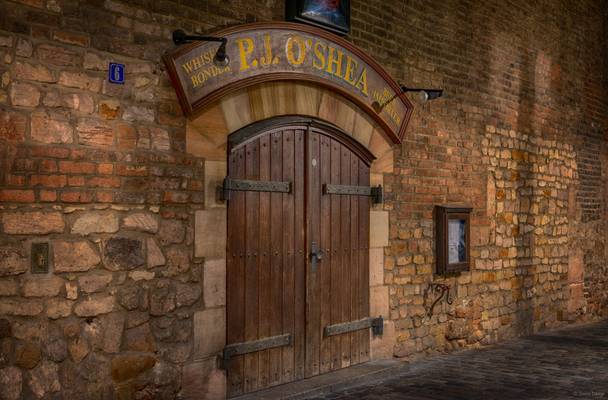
[367,0,608,358]
[0,0,606,399]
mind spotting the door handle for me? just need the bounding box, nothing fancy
[310,241,324,271]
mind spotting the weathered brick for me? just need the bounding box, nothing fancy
[58,161,95,174]
[1,211,64,234]
[35,44,80,67]
[96,191,113,202]
[0,109,27,142]
[30,112,73,144]
[86,176,121,188]
[140,126,170,151]
[99,100,121,120]
[97,163,113,174]
[6,175,26,186]
[116,164,147,176]
[30,174,67,188]
[61,93,95,114]
[58,71,102,92]
[117,123,136,149]
[163,191,190,203]
[0,247,28,276]
[74,295,114,317]
[59,190,94,203]
[122,106,154,122]
[10,82,40,107]
[52,31,90,47]
[39,160,57,172]
[0,300,43,316]
[76,118,114,147]
[83,52,106,70]
[0,189,35,202]
[67,176,84,186]
[22,275,64,297]
[30,146,70,159]
[15,38,33,57]
[39,190,57,202]
[0,35,13,47]
[72,212,119,235]
[53,240,100,272]
[13,61,55,82]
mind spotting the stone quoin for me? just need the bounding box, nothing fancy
[0,1,606,400]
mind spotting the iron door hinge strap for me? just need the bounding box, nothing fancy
[323,316,384,337]
[323,184,383,204]
[219,178,292,201]
[221,333,292,369]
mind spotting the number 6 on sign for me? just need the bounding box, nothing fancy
[108,62,125,84]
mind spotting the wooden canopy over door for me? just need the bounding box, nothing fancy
[225,117,376,397]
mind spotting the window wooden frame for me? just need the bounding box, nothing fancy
[434,205,472,275]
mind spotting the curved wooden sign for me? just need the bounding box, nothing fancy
[163,22,413,144]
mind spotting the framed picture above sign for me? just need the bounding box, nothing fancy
[286,0,350,35]
[434,205,472,275]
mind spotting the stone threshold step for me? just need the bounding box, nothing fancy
[233,359,410,400]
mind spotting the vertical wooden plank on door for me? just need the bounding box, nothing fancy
[281,129,296,384]
[258,133,271,389]
[269,130,284,386]
[244,139,260,393]
[339,144,351,368]
[319,134,332,374]
[293,129,306,381]
[359,160,371,362]
[227,146,246,397]
[349,153,360,366]
[305,129,321,377]
[329,138,341,371]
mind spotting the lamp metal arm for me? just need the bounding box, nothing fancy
[172,29,227,46]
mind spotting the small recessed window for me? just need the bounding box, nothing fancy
[435,206,472,275]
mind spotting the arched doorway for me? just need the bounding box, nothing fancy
[224,117,378,396]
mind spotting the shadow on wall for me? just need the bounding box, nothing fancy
[512,42,536,337]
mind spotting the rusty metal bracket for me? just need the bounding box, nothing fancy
[324,316,383,337]
[219,178,291,201]
[424,283,453,317]
[323,184,383,204]
[221,333,292,369]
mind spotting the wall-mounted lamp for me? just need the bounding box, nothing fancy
[172,29,229,67]
[372,84,444,113]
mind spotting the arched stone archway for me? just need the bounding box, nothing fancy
[186,75,396,399]
[186,81,395,174]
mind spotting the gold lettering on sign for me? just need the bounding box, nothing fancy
[179,32,378,100]
[236,37,255,71]
[260,33,275,66]
[355,68,369,96]
[190,65,231,88]
[326,47,344,78]
[286,35,307,66]
[343,55,358,85]
[313,42,326,70]
[169,28,408,137]
[181,50,214,74]
[373,87,401,126]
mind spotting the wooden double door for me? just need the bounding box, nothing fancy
[225,118,375,397]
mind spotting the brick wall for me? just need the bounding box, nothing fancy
[347,0,608,355]
[0,0,606,398]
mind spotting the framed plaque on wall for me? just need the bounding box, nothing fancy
[286,0,351,35]
[435,205,472,275]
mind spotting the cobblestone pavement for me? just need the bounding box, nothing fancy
[306,321,608,400]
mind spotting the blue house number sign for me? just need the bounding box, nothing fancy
[108,63,125,84]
